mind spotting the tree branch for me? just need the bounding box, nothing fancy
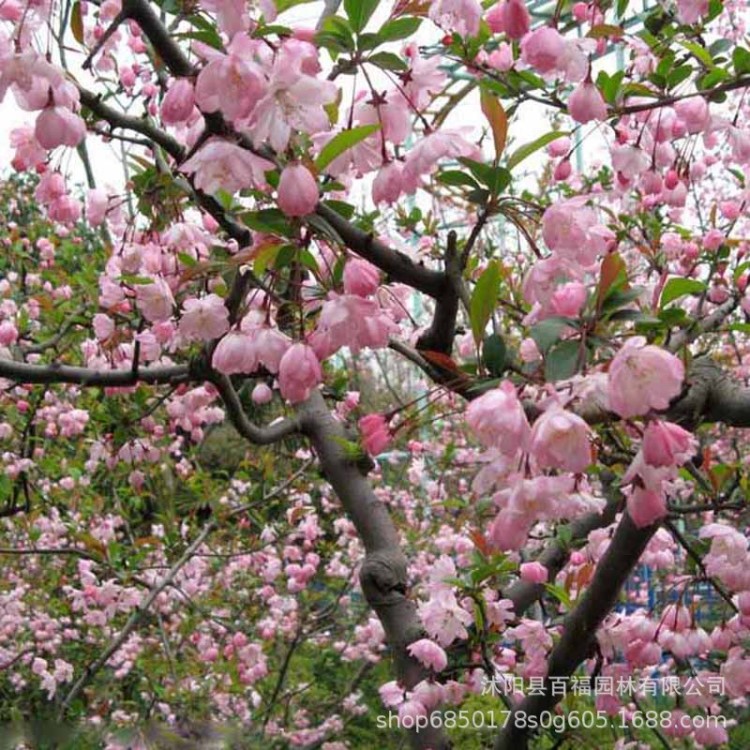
[297,390,450,750]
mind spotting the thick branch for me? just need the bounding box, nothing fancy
[297,390,450,750]
[316,204,448,299]
[0,358,189,387]
[495,512,659,750]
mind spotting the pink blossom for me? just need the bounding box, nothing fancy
[179,294,230,342]
[520,27,567,75]
[278,343,322,403]
[251,382,273,405]
[161,79,195,125]
[627,486,667,528]
[568,81,608,124]
[675,0,709,24]
[194,35,266,121]
[401,130,480,194]
[608,337,684,418]
[372,162,406,205]
[428,0,482,37]
[86,188,108,226]
[488,508,532,551]
[486,0,530,39]
[642,420,696,467]
[359,414,391,456]
[407,638,448,672]
[542,198,611,266]
[611,144,650,178]
[308,294,398,359]
[135,277,175,323]
[550,281,587,317]
[35,107,85,150]
[181,138,273,195]
[212,331,255,374]
[465,380,530,455]
[519,562,548,584]
[530,407,591,473]
[343,258,380,297]
[674,97,709,134]
[0,320,18,346]
[245,43,337,152]
[277,164,318,217]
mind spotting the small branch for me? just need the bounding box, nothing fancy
[59,521,216,717]
[210,373,301,445]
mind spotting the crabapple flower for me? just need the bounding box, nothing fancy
[277,164,318,217]
[343,258,380,297]
[465,380,530,455]
[194,35,266,121]
[278,343,322,403]
[359,414,391,456]
[251,383,273,405]
[212,331,255,374]
[542,198,612,266]
[407,639,448,672]
[372,162,406,204]
[135,277,175,323]
[486,0,530,39]
[519,562,548,584]
[567,81,608,124]
[627,486,667,528]
[181,139,273,195]
[86,189,108,226]
[520,27,566,75]
[675,0,709,24]
[530,407,592,473]
[161,79,195,125]
[179,294,230,342]
[642,420,696,467]
[245,43,337,152]
[608,337,684,418]
[428,0,482,37]
[35,106,86,149]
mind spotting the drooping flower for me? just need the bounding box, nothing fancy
[179,294,230,342]
[465,380,530,455]
[428,0,483,37]
[407,639,448,672]
[278,343,322,403]
[642,420,696,467]
[35,106,85,149]
[608,337,684,418]
[519,562,549,584]
[180,138,273,195]
[359,414,391,455]
[530,406,592,474]
[135,277,175,323]
[627,486,667,528]
[568,81,608,124]
[277,164,318,217]
[343,258,380,297]
[161,79,195,125]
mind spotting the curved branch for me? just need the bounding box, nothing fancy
[297,390,450,750]
[0,357,189,387]
[210,374,301,445]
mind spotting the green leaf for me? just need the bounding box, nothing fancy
[659,277,707,308]
[470,262,500,343]
[482,334,507,376]
[437,170,480,189]
[507,131,569,170]
[544,583,572,608]
[457,158,510,195]
[680,40,716,69]
[544,340,581,382]
[733,47,750,75]
[377,16,421,42]
[315,124,380,171]
[530,317,575,354]
[367,51,408,71]
[345,0,378,33]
